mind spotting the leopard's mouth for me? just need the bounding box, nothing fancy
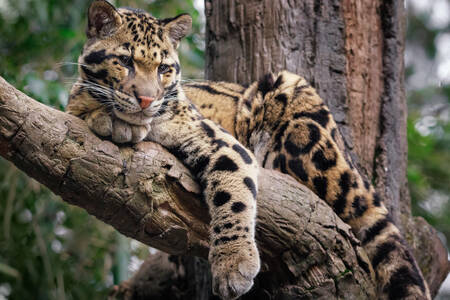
[113,109,153,125]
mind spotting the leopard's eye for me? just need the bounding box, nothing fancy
[118,55,133,67]
[158,64,170,74]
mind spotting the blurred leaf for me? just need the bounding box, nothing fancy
[0,0,204,299]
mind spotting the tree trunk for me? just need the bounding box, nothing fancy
[203,0,448,296]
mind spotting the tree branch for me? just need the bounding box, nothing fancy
[0,76,378,297]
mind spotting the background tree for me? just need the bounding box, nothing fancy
[0,0,449,299]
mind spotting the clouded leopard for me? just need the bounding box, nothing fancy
[66,1,430,299]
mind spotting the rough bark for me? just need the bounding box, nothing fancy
[204,0,449,296]
[0,77,377,298]
[109,253,212,300]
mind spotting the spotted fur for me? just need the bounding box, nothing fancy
[66,1,430,299]
[66,1,259,299]
[184,72,431,300]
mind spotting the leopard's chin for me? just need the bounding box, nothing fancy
[114,109,153,125]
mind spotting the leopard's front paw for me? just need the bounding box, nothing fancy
[130,123,151,143]
[112,119,150,144]
[86,109,113,137]
[210,242,260,300]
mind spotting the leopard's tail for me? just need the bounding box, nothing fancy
[355,209,431,300]
[257,71,432,300]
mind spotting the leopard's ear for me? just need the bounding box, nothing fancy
[87,0,122,39]
[161,14,192,48]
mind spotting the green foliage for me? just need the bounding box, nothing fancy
[0,161,116,300]
[0,0,204,299]
[407,118,450,238]
[406,12,439,58]
[405,2,450,250]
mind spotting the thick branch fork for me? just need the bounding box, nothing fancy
[0,76,379,298]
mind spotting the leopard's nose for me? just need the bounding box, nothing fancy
[138,96,154,109]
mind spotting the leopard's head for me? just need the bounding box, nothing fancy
[78,0,191,125]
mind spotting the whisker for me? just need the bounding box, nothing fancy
[179,78,205,83]
[163,93,179,98]
[74,85,110,95]
[73,81,117,95]
[54,61,90,69]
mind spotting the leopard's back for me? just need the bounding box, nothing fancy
[183,71,430,300]
[183,81,248,136]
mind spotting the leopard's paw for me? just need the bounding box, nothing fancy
[111,119,150,143]
[210,243,260,300]
[83,108,150,143]
[130,123,151,143]
[86,109,113,137]
[112,118,133,143]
